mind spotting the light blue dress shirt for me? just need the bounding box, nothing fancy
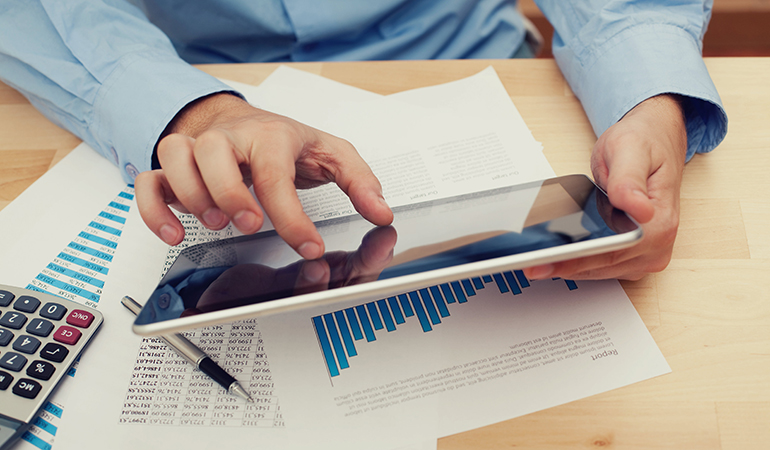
[0,0,726,182]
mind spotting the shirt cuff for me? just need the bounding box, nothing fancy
[91,51,241,183]
[554,23,728,162]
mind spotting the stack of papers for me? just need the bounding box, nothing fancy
[0,67,669,450]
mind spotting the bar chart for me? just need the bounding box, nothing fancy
[25,186,134,308]
[312,272,578,378]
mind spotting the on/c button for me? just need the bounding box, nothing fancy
[66,309,95,328]
[53,326,82,345]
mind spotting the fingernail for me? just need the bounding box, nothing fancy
[298,241,322,260]
[528,264,554,280]
[202,207,226,228]
[160,224,180,245]
[300,260,326,283]
[233,210,258,232]
[379,195,391,211]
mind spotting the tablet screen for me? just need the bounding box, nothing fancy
[134,175,638,327]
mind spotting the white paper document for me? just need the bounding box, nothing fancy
[239,66,553,224]
[257,276,669,446]
[0,66,670,450]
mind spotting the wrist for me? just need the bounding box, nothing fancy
[625,94,687,159]
[164,92,248,138]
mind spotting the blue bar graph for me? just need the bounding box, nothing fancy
[312,272,580,378]
[26,186,134,305]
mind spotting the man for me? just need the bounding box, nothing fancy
[0,0,727,280]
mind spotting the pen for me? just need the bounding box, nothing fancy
[121,296,254,403]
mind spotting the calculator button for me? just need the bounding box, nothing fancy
[0,352,28,372]
[14,295,41,313]
[0,311,27,329]
[66,309,95,328]
[12,378,42,399]
[0,370,12,390]
[40,342,69,363]
[13,335,41,354]
[26,360,56,381]
[0,328,13,346]
[53,326,81,345]
[39,302,67,321]
[0,290,14,307]
[26,318,54,337]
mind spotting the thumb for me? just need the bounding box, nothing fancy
[602,148,656,224]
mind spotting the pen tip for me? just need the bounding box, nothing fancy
[230,382,254,403]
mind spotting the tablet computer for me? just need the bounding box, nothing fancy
[133,174,642,336]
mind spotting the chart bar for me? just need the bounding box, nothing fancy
[376,299,397,332]
[355,305,376,342]
[419,288,441,325]
[312,316,339,377]
[334,310,357,357]
[429,286,450,318]
[503,271,522,295]
[408,291,432,332]
[387,296,405,324]
[344,307,364,341]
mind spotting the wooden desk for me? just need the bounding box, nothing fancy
[1,59,768,449]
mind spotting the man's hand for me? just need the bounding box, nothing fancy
[134,93,393,259]
[524,94,688,281]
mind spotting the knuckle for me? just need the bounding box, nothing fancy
[259,118,299,136]
[193,129,233,154]
[157,134,191,159]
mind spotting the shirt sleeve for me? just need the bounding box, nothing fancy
[0,1,239,182]
[534,0,728,161]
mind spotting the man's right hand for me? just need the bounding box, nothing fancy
[134,93,393,259]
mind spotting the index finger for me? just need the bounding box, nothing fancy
[252,151,325,260]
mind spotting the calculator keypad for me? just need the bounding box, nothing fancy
[0,284,102,425]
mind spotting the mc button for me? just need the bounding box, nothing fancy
[53,325,82,345]
[13,378,42,399]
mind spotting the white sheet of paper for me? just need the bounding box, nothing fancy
[235,66,553,225]
[257,277,670,445]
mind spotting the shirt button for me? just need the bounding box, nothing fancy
[158,293,171,309]
[124,163,140,181]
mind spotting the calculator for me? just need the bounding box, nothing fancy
[0,284,103,450]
